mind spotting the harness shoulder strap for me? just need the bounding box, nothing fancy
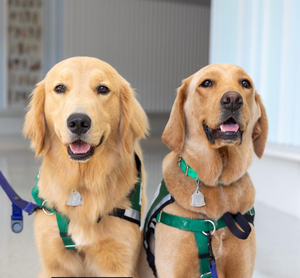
[32,174,76,250]
[143,180,174,277]
[56,213,76,250]
[155,209,255,278]
[143,182,255,278]
[110,153,143,226]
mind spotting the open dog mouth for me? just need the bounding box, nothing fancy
[203,117,243,144]
[67,136,104,161]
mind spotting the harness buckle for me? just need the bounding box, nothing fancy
[202,219,216,236]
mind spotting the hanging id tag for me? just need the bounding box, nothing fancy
[191,179,205,207]
[67,190,82,206]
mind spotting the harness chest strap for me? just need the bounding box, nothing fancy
[143,180,255,278]
[156,210,254,278]
[32,153,143,250]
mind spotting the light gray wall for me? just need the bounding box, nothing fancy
[0,0,210,133]
[45,0,211,112]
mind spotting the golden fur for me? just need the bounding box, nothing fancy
[23,57,149,277]
[139,64,268,278]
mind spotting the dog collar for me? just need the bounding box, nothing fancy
[178,157,222,184]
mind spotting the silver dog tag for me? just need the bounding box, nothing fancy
[67,190,82,206]
[191,179,205,207]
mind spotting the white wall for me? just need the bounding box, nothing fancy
[210,0,300,147]
[210,0,300,219]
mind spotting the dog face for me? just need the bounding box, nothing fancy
[24,57,148,161]
[162,63,268,158]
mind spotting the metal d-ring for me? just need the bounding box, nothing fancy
[42,200,53,216]
[202,219,216,236]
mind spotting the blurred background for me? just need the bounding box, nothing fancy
[0,0,299,277]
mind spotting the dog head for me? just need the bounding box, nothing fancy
[162,64,268,158]
[23,57,148,162]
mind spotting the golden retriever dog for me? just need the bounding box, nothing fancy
[139,64,268,278]
[23,57,149,277]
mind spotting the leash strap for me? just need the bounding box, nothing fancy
[0,171,37,214]
[0,171,38,233]
[221,212,252,240]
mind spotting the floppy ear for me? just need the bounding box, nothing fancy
[23,80,47,156]
[162,80,188,152]
[252,92,268,158]
[119,80,149,155]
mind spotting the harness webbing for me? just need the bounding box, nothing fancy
[57,213,76,249]
[31,153,143,250]
[143,180,255,278]
[144,180,174,276]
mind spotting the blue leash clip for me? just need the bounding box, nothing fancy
[11,203,23,233]
[0,171,38,233]
[209,262,219,278]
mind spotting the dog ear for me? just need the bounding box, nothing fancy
[23,80,47,156]
[162,79,188,152]
[119,80,149,155]
[252,92,268,158]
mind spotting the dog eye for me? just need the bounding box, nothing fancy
[97,86,110,95]
[54,85,66,94]
[241,80,252,89]
[200,80,213,88]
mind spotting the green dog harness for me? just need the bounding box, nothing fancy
[32,154,143,250]
[143,158,255,278]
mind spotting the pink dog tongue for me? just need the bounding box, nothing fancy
[70,141,90,154]
[220,123,239,132]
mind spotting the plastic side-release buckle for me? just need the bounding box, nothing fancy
[11,203,23,233]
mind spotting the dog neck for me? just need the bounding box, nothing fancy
[37,145,136,223]
[180,134,254,186]
[162,151,255,219]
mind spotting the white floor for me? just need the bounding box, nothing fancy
[0,134,299,278]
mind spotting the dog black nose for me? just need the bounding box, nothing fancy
[67,113,91,135]
[220,91,243,111]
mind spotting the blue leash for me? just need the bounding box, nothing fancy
[0,171,38,233]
